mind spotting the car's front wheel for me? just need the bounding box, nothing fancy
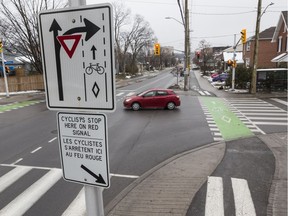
[132,102,140,111]
[167,102,175,110]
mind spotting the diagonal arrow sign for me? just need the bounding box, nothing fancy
[64,18,100,41]
[81,164,106,184]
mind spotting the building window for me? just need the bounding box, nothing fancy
[277,36,282,52]
[285,35,288,52]
[246,41,251,51]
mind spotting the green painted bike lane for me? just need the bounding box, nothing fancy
[0,101,41,113]
[200,97,253,140]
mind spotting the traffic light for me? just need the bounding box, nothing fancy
[154,43,160,56]
[241,29,247,44]
[232,60,237,68]
[227,59,233,66]
[196,51,200,59]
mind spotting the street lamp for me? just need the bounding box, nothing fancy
[165,17,184,26]
[165,8,190,91]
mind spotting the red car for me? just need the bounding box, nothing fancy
[123,88,181,111]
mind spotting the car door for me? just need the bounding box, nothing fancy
[154,90,169,107]
[142,90,157,108]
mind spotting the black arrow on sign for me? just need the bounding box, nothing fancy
[81,164,106,184]
[49,19,64,101]
[91,45,97,60]
[64,18,100,41]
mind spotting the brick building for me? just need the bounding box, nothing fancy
[271,11,288,66]
[243,26,277,68]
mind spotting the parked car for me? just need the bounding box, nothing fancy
[123,88,181,111]
[212,73,229,82]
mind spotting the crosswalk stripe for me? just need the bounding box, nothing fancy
[0,169,62,216]
[0,166,32,193]
[126,92,135,96]
[271,98,288,106]
[231,178,256,216]
[205,176,224,216]
[199,91,206,95]
[62,188,85,216]
[204,91,211,95]
[116,92,124,96]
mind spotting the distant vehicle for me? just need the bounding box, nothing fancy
[212,73,229,82]
[123,88,181,111]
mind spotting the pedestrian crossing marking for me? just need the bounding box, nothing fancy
[205,176,224,216]
[231,178,256,216]
[62,188,86,216]
[0,169,62,216]
[0,166,32,193]
[271,98,288,106]
[205,176,256,216]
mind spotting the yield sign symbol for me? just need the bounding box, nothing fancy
[57,35,81,58]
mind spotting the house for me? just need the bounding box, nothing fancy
[271,11,288,67]
[243,26,277,68]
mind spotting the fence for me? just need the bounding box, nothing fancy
[0,69,44,93]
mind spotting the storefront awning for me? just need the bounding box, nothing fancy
[271,52,288,62]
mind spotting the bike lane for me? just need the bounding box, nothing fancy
[186,97,275,215]
[199,97,253,140]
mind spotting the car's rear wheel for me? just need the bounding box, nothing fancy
[132,102,140,111]
[167,102,175,110]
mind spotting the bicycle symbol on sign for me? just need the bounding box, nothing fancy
[85,63,105,75]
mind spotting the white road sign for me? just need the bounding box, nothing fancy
[39,4,115,111]
[57,112,109,188]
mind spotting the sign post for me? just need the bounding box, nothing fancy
[39,1,115,216]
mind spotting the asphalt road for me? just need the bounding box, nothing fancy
[0,68,286,215]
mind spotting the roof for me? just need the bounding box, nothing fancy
[223,44,242,52]
[272,11,288,42]
[250,27,276,41]
[271,52,288,63]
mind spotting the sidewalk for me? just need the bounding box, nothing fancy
[105,70,287,215]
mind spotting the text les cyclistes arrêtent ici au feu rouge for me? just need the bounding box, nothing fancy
[61,116,104,161]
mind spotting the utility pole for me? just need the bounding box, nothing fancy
[184,0,189,91]
[251,0,262,94]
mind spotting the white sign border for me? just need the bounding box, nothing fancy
[39,4,116,112]
[57,112,110,188]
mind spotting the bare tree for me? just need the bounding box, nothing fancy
[129,15,154,74]
[0,0,67,74]
[198,39,213,76]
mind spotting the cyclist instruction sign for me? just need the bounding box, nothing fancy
[57,112,110,187]
[39,4,115,111]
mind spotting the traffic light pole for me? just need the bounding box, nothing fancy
[231,35,241,91]
[184,0,189,91]
[0,39,10,97]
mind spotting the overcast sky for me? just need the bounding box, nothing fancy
[86,0,287,52]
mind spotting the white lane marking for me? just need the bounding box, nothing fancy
[252,121,287,126]
[0,169,62,216]
[0,167,32,193]
[204,91,211,95]
[1,164,59,171]
[126,92,135,96]
[11,158,23,165]
[62,188,85,216]
[116,92,125,97]
[248,117,287,121]
[271,98,288,106]
[232,178,256,216]
[235,106,279,109]
[237,109,285,113]
[213,137,224,141]
[48,137,57,143]
[199,91,205,96]
[243,113,287,116]
[110,173,139,179]
[205,176,224,216]
[31,147,42,154]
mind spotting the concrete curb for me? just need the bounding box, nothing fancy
[105,142,226,215]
